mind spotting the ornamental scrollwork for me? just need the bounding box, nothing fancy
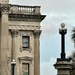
[0,4,9,14]
[34,30,42,38]
[10,29,19,37]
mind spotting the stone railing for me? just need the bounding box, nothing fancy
[9,4,41,15]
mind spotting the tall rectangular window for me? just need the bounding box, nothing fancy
[22,36,29,48]
[22,63,29,75]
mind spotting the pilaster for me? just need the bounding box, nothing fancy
[0,3,9,75]
[10,29,19,60]
[34,30,41,75]
[10,29,19,75]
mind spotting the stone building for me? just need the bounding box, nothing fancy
[0,0,46,75]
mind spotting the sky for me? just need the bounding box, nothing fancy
[9,0,75,75]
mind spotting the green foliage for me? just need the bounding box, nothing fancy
[70,51,75,60]
[69,51,75,75]
[71,27,75,48]
[23,72,28,75]
[70,27,75,75]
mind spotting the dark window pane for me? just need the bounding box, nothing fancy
[22,36,29,48]
[22,63,29,75]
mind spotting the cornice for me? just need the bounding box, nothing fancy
[8,14,46,22]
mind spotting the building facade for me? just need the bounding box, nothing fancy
[0,0,46,75]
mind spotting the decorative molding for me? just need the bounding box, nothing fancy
[19,32,32,52]
[9,25,40,30]
[10,29,19,37]
[19,56,33,62]
[9,14,46,22]
[20,32,32,36]
[34,30,42,38]
[20,46,32,52]
[0,0,9,4]
[19,56,33,75]
[0,4,9,14]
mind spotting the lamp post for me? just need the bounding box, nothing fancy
[54,23,71,75]
[11,59,16,75]
[59,23,67,59]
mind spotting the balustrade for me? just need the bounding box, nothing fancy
[9,4,40,15]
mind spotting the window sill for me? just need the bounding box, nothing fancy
[20,47,32,52]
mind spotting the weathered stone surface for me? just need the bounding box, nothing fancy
[0,1,46,75]
[54,60,72,75]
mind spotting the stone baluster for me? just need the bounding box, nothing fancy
[34,30,41,75]
[0,0,9,4]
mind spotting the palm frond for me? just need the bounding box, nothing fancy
[71,27,75,48]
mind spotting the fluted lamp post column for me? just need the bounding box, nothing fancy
[54,23,71,75]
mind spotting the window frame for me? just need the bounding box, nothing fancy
[22,36,30,48]
[22,63,29,75]
[19,57,33,75]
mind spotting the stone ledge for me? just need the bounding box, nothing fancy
[57,58,70,62]
[9,14,46,22]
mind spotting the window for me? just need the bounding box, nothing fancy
[22,63,29,75]
[22,36,29,48]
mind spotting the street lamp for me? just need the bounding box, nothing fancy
[59,23,67,59]
[11,59,16,75]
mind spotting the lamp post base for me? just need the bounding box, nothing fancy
[54,59,72,75]
[57,58,70,62]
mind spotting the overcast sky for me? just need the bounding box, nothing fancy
[9,0,75,75]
